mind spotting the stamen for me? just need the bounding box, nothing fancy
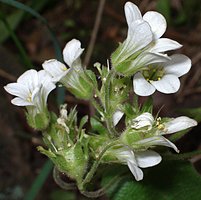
[27,93,32,102]
[157,124,165,130]
[142,65,164,81]
[62,66,67,71]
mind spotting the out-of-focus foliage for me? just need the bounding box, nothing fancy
[157,0,201,26]
[103,160,201,200]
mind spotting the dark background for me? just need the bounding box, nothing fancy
[0,0,201,199]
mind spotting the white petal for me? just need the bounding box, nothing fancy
[164,54,192,77]
[124,2,142,25]
[127,160,144,181]
[164,116,197,134]
[17,69,38,92]
[42,59,68,82]
[143,11,167,39]
[4,83,29,99]
[38,70,56,104]
[42,82,56,104]
[151,74,180,94]
[113,110,124,126]
[131,112,154,130]
[131,52,170,69]
[31,86,41,103]
[38,70,52,83]
[133,72,156,96]
[135,150,162,168]
[17,69,37,84]
[11,97,34,106]
[115,148,144,181]
[116,20,153,64]
[127,20,153,54]
[117,148,134,161]
[63,39,84,67]
[136,136,179,153]
[149,38,182,53]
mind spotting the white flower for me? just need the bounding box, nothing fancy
[115,147,161,181]
[133,54,191,96]
[112,2,182,75]
[4,69,55,112]
[131,112,154,130]
[42,39,84,83]
[131,113,197,152]
[125,2,182,52]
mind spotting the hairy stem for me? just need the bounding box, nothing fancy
[104,70,119,137]
[80,140,120,189]
[53,167,76,190]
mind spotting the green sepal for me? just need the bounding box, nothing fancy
[90,117,107,135]
[88,134,110,158]
[26,109,50,131]
[38,142,89,184]
[120,129,145,147]
[64,69,96,100]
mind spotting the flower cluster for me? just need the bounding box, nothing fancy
[4,69,56,129]
[111,2,191,96]
[3,1,197,195]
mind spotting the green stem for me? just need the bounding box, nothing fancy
[80,173,125,198]
[104,70,115,113]
[104,70,119,137]
[53,167,76,190]
[80,140,120,189]
[92,98,104,116]
[164,150,201,160]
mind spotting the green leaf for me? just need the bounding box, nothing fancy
[0,10,24,43]
[104,160,201,200]
[78,115,88,135]
[156,0,171,24]
[169,129,191,142]
[90,117,107,135]
[140,97,153,113]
